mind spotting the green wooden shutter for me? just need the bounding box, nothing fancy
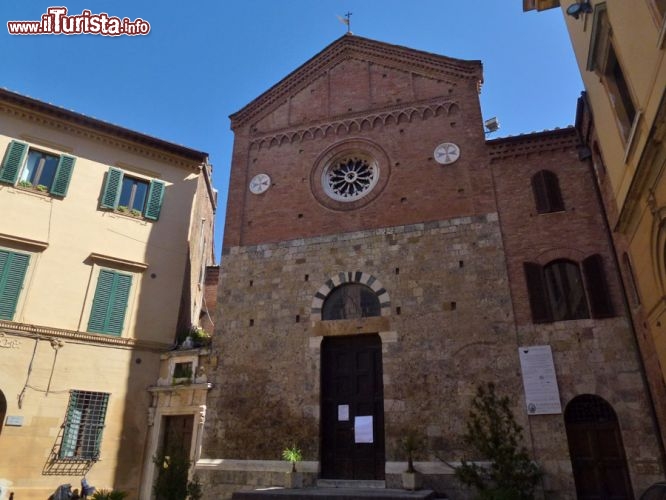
[144,179,165,220]
[100,167,123,209]
[91,393,110,459]
[106,273,131,335]
[524,262,552,323]
[50,154,76,197]
[60,391,81,458]
[88,270,131,335]
[0,141,28,185]
[0,250,30,320]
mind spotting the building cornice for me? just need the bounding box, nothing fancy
[0,320,171,352]
[487,128,578,162]
[0,88,208,170]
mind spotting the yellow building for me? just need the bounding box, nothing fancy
[0,88,216,499]
[524,0,666,457]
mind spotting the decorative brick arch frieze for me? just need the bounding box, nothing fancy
[310,272,391,321]
[249,99,457,151]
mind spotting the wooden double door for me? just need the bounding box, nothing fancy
[321,334,385,480]
[565,395,633,499]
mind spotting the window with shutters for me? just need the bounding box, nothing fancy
[100,167,165,220]
[87,269,132,335]
[524,254,614,323]
[59,390,109,461]
[0,140,75,197]
[531,170,564,213]
[587,4,638,143]
[0,249,30,321]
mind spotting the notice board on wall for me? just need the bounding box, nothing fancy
[518,345,562,415]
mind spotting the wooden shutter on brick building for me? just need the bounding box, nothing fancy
[531,170,564,213]
[582,254,614,318]
[524,262,552,323]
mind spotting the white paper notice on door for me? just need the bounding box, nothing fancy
[354,415,373,443]
[338,405,349,421]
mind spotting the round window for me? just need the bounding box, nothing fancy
[311,140,390,211]
[322,154,379,202]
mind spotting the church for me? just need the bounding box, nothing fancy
[196,34,663,499]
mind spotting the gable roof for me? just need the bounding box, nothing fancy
[230,34,483,129]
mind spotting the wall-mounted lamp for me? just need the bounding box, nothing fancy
[566,0,593,19]
[484,117,500,134]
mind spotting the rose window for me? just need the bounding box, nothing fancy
[322,155,379,202]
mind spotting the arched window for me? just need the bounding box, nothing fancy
[544,260,589,321]
[322,284,380,320]
[524,255,614,323]
[531,170,564,213]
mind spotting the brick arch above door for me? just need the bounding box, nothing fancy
[310,272,391,321]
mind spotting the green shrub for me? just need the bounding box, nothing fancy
[455,383,542,500]
[91,490,128,500]
[153,451,202,500]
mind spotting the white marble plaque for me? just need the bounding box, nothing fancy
[519,345,562,415]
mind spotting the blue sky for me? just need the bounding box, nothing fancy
[2,2,582,259]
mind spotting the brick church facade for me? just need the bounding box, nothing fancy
[197,35,663,499]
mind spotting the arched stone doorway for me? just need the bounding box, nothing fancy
[564,394,633,499]
[316,276,387,481]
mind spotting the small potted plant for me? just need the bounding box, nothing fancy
[400,430,424,491]
[189,326,211,348]
[172,362,193,385]
[282,444,303,488]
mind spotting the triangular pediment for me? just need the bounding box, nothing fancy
[230,35,483,132]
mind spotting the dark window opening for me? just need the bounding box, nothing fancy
[322,283,381,320]
[531,170,564,213]
[21,150,59,189]
[60,391,110,460]
[606,46,636,141]
[118,176,149,212]
[524,255,614,323]
[544,260,589,321]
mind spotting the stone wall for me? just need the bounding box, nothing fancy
[201,213,522,498]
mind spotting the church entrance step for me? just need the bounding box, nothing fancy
[231,487,437,500]
[316,479,386,489]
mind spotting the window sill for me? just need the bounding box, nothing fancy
[105,209,149,224]
[534,209,566,216]
[8,184,54,200]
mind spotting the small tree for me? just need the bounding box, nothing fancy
[282,444,303,472]
[153,451,202,500]
[455,383,542,500]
